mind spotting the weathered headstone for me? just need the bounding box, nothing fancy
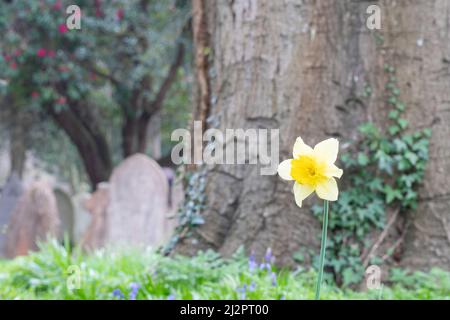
[0,173,24,257]
[105,154,171,247]
[5,181,60,258]
[54,188,75,243]
[72,192,92,244]
[81,183,109,251]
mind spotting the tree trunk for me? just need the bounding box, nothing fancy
[121,114,157,158]
[384,0,450,270]
[179,0,450,270]
[146,111,162,159]
[49,105,113,190]
[9,125,26,178]
[9,106,28,178]
[121,43,185,159]
[122,115,137,158]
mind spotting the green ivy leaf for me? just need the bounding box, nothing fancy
[389,125,400,135]
[397,159,411,171]
[423,128,432,137]
[405,152,419,165]
[388,96,397,105]
[399,175,417,188]
[389,110,399,119]
[368,178,384,191]
[359,122,379,137]
[398,118,408,129]
[357,153,370,166]
[393,138,407,152]
[342,267,362,286]
[402,134,414,146]
[191,215,205,226]
[396,102,405,111]
[376,150,393,174]
[384,185,402,204]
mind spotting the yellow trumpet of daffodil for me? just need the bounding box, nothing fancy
[277,137,343,207]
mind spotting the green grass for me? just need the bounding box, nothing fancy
[0,240,448,300]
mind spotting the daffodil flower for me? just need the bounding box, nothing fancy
[277,137,343,207]
[277,136,343,300]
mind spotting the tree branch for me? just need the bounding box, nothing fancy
[146,42,185,117]
[75,59,121,86]
[135,42,185,153]
[45,103,112,189]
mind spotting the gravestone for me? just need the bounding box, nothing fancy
[5,181,60,258]
[0,173,24,257]
[105,154,170,247]
[81,183,109,251]
[72,192,92,244]
[54,188,75,243]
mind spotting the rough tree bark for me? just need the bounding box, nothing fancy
[9,115,27,178]
[180,0,450,270]
[0,94,28,178]
[8,99,29,178]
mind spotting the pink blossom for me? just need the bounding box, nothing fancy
[58,24,68,34]
[10,62,17,69]
[3,54,11,62]
[32,91,40,98]
[116,8,124,20]
[56,96,67,105]
[37,48,46,57]
[14,49,21,57]
[52,0,62,10]
[59,65,70,72]
[95,0,102,17]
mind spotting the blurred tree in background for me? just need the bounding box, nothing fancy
[0,0,192,189]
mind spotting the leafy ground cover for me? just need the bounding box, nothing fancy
[0,240,448,300]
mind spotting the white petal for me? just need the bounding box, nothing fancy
[314,138,339,164]
[293,182,315,207]
[277,159,294,180]
[315,178,339,201]
[324,164,343,179]
[293,137,314,158]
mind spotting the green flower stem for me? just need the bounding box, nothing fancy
[315,200,329,300]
